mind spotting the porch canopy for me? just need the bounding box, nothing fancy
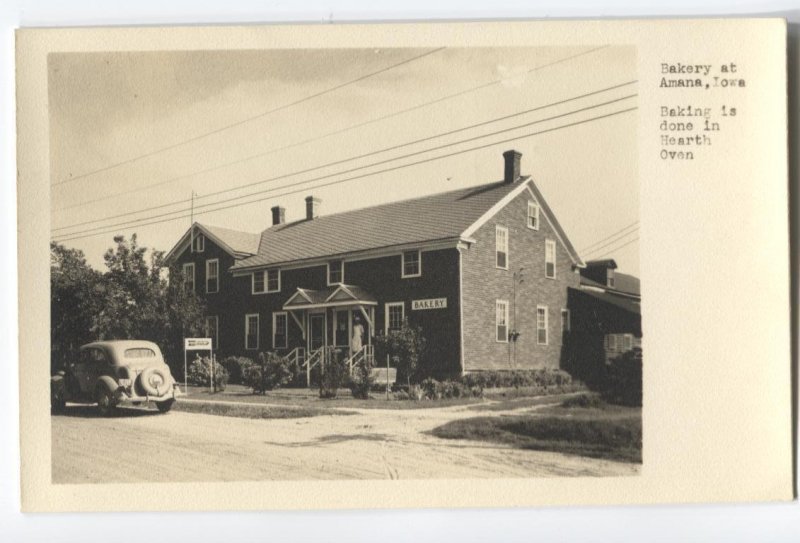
[282,284,378,339]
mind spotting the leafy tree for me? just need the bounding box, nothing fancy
[50,242,103,373]
[374,318,426,387]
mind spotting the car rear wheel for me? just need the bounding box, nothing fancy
[156,399,174,413]
[96,387,116,416]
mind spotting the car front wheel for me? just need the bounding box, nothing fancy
[96,387,116,416]
[156,399,175,413]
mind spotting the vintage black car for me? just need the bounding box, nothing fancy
[51,340,181,415]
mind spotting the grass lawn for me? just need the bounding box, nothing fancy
[173,399,356,419]
[430,401,642,463]
[183,384,486,410]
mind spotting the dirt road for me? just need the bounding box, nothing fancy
[52,403,639,483]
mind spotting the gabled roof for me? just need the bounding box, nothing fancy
[231,177,582,271]
[570,286,641,316]
[585,259,618,269]
[284,284,377,310]
[580,273,641,297]
[164,222,261,262]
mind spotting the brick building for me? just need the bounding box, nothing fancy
[165,150,585,380]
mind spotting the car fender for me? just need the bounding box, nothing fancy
[95,375,119,396]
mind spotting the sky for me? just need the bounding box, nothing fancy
[48,46,639,276]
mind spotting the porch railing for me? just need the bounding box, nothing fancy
[345,344,375,375]
[285,347,306,376]
[303,346,337,388]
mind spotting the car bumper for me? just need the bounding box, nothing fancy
[114,385,184,405]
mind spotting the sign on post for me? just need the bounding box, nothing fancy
[183,338,214,393]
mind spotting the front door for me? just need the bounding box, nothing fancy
[309,313,326,352]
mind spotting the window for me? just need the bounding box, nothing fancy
[402,250,421,278]
[385,302,405,333]
[623,334,633,351]
[527,201,540,230]
[561,309,570,333]
[266,269,280,293]
[327,260,344,285]
[245,314,259,350]
[252,269,280,294]
[192,233,205,252]
[495,225,509,269]
[124,348,156,359]
[182,263,195,293]
[607,268,616,288]
[545,239,556,279]
[495,300,509,343]
[206,259,219,293]
[607,334,618,352]
[537,305,548,345]
[204,316,218,351]
[272,312,288,349]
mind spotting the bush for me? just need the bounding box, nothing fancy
[319,350,348,399]
[460,369,573,390]
[187,356,229,392]
[242,352,293,394]
[603,351,642,406]
[348,355,376,399]
[561,393,606,409]
[220,356,253,385]
[374,319,426,386]
[418,378,482,400]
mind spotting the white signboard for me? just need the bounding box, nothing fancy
[184,337,213,350]
[411,298,447,310]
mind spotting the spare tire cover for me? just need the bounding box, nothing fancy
[138,367,171,396]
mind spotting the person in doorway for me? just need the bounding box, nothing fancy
[351,315,364,355]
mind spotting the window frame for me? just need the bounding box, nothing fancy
[537,305,548,345]
[545,239,556,279]
[385,302,405,334]
[401,250,422,279]
[266,268,281,293]
[192,233,205,253]
[623,334,633,351]
[495,299,509,343]
[327,260,345,285]
[272,311,288,350]
[205,258,219,294]
[561,308,571,333]
[182,262,195,293]
[204,315,219,351]
[607,334,618,352]
[607,268,616,288]
[251,271,265,294]
[495,225,509,270]
[245,313,260,351]
[527,200,540,230]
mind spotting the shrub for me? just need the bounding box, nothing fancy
[418,378,482,400]
[374,319,426,386]
[319,349,348,399]
[460,369,572,390]
[561,393,606,409]
[348,355,376,399]
[392,390,410,401]
[220,356,253,385]
[603,351,642,406]
[187,356,229,392]
[242,352,293,394]
[408,384,424,401]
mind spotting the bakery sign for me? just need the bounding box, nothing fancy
[411,298,447,310]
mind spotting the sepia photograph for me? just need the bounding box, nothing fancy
[47,45,642,483]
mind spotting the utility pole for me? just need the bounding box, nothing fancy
[189,190,196,252]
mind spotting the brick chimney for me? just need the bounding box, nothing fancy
[305,196,321,220]
[270,205,285,226]
[503,149,522,183]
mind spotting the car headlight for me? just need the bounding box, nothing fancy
[118,378,132,387]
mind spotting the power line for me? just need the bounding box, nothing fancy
[53,105,637,243]
[582,228,639,259]
[52,47,446,187]
[579,220,639,252]
[54,95,636,237]
[54,45,612,213]
[53,82,637,233]
[589,237,640,258]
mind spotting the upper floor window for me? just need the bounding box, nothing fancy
[327,260,344,285]
[545,239,556,279]
[495,225,509,270]
[402,250,421,278]
[537,305,548,345]
[385,302,405,333]
[561,309,571,333]
[252,269,280,294]
[182,262,195,293]
[192,233,205,252]
[527,201,540,230]
[206,259,219,293]
[495,300,509,343]
[607,268,616,288]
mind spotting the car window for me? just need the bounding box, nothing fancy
[124,348,156,358]
[90,349,108,364]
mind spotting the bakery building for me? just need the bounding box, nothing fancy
[165,150,585,380]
